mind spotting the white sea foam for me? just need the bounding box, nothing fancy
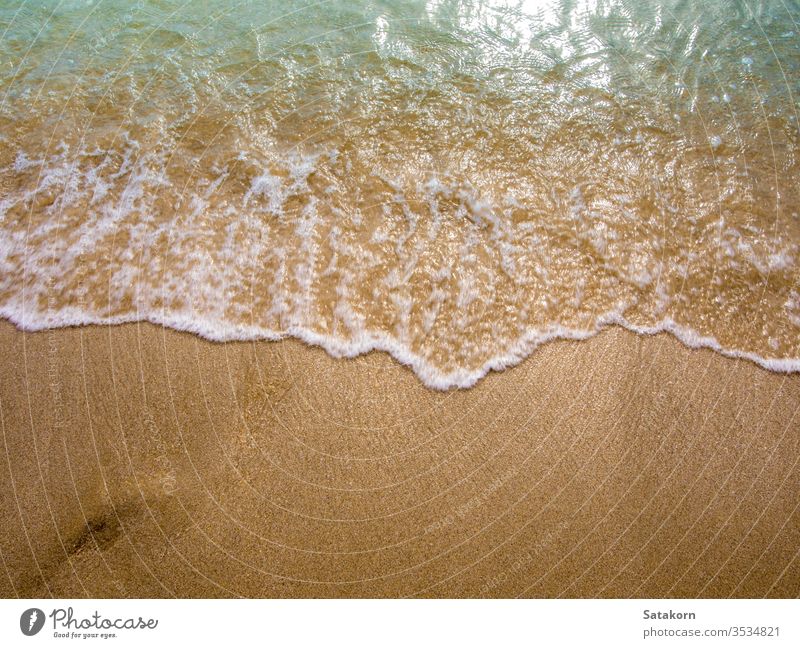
[3,136,797,391]
[2,295,799,390]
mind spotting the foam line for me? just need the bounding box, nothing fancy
[2,304,798,390]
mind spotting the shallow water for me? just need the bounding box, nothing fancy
[1,0,799,387]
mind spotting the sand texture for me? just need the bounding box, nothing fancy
[0,320,797,598]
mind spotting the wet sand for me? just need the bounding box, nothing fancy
[0,319,797,598]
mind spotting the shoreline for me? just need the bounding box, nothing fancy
[0,318,797,597]
[1,308,799,392]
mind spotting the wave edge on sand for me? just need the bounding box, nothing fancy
[3,305,798,390]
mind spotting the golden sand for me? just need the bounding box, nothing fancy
[0,319,797,597]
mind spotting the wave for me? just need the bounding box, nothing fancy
[2,301,798,390]
[2,0,799,389]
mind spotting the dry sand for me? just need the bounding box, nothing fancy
[0,319,797,598]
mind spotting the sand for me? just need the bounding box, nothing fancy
[0,318,797,598]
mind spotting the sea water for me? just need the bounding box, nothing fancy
[1,0,799,387]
